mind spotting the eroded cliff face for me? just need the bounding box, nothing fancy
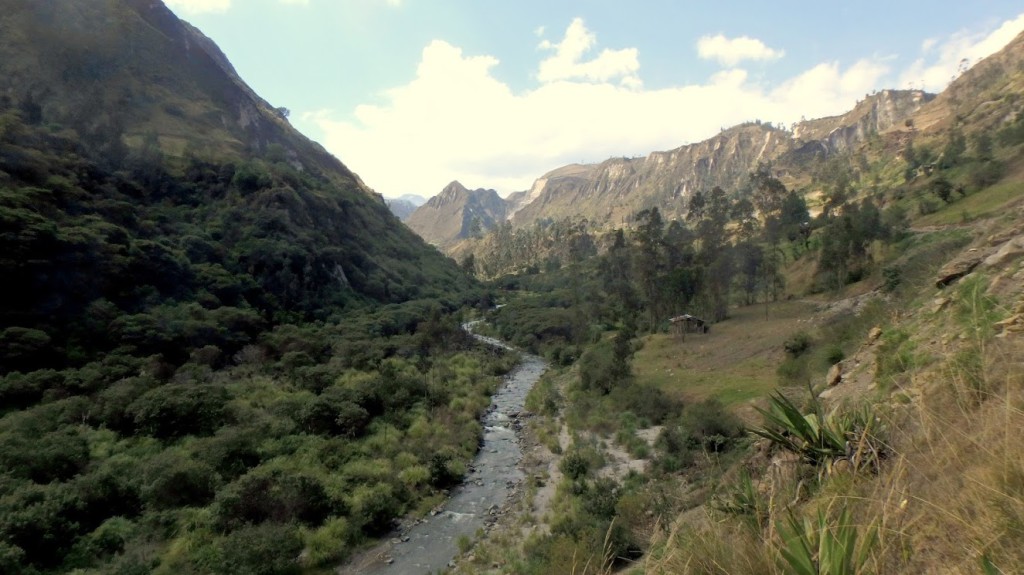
[405,90,931,245]
[510,123,793,228]
[791,90,933,156]
[508,90,931,230]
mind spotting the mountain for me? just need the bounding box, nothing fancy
[790,89,934,154]
[385,194,426,220]
[405,90,931,249]
[396,193,428,206]
[0,0,486,380]
[448,31,1024,573]
[911,29,1024,139]
[1,0,361,181]
[405,181,509,247]
[386,198,419,220]
[511,90,932,230]
[0,2,491,572]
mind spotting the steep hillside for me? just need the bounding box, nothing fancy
[511,90,930,230]
[790,89,933,153]
[0,0,471,349]
[913,31,1024,136]
[0,2,501,574]
[406,180,508,247]
[1,0,357,179]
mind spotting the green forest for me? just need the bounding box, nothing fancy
[0,98,518,573]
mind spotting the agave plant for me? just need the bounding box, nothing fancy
[752,392,847,466]
[711,470,770,531]
[776,506,878,575]
[752,392,883,472]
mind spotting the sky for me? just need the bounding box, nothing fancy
[163,0,1024,199]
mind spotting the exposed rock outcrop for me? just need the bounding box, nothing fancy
[936,249,987,287]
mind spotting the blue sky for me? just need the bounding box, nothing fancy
[165,0,1024,198]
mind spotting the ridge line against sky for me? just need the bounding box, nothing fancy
[165,0,1024,198]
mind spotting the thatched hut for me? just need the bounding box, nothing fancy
[669,314,708,340]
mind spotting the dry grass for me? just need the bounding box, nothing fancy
[868,336,1024,573]
[642,517,773,574]
[643,304,1024,575]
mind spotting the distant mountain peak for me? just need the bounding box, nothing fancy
[406,182,509,246]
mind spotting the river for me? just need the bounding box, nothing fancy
[339,323,548,574]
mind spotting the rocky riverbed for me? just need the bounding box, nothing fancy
[338,325,547,574]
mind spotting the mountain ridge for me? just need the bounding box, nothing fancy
[408,88,935,247]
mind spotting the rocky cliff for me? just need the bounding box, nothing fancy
[510,123,795,228]
[790,90,933,156]
[405,88,934,245]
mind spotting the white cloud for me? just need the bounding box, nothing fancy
[305,29,889,198]
[771,59,890,119]
[537,18,641,87]
[900,12,1024,91]
[301,14,1024,199]
[697,34,785,67]
[164,0,231,15]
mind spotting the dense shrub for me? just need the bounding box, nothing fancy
[350,483,401,536]
[578,333,632,394]
[783,331,813,357]
[680,399,744,453]
[218,522,303,575]
[0,428,90,483]
[199,428,263,479]
[214,468,334,529]
[608,383,680,425]
[128,383,230,439]
[141,452,219,509]
[0,483,83,570]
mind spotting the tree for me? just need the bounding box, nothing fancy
[973,132,994,161]
[941,128,967,168]
[780,190,811,249]
[578,328,633,394]
[749,162,787,243]
[468,216,483,239]
[459,253,476,275]
[599,229,637,321]
[128,384,230,439]
[690,187,734,321]
[931,176,954,203]
[736,241,764,305]
[634,208,667,329]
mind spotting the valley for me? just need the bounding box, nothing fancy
[1,1,1024,574]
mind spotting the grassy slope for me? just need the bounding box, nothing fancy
[633,300,819,413]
